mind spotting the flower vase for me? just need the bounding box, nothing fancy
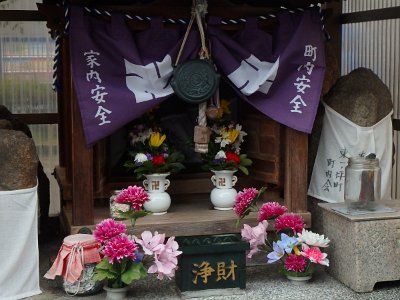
[142,173,171,215]
[210,169,238,210]
[103,285,129,300]
[286,274,312,285]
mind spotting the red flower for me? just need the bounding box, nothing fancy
[102,235,137,264]
[284,254,306,272]
[94,218,127,243]
[234,188,259,217]
[152,154,166,166]
[258,202,287,221]
[274,213,305,234]
[115,185,149,211]
[225,152,240,164]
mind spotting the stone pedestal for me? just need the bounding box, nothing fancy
[319,202,400,292]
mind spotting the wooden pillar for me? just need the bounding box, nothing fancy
[325,0,343,73]
[284,127,308,212]
[71,86,94,226]
[59,35,72,177]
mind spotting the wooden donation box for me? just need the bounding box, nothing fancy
[175,234,249,292]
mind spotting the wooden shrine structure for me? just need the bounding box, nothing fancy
[35,0,343,235]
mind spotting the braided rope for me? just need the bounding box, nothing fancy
[52,2,328,91]
[52,32,61,91]
[64,244,84,296]
[81,2,327,29]
[52,1,69,91]
[198,102,207,127]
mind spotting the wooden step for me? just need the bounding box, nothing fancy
[62,194,311,236]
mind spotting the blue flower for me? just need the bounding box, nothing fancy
[134,249,144,263]
[277,233,299,254]
[267,242,285,263]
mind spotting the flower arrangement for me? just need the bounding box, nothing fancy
[124,125,185,179]
[201,123,252,175]
[234,187,330,279]
[93,185,182,289]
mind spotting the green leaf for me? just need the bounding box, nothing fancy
[117,210,151,220]
[131,210,152,219]
[239,155,253,167]
[167,151,182,162]
[96,258,113,270]
[93,269,117,282]
[121,263,147,285]
[258,186,268,198]
[238,165,249,176]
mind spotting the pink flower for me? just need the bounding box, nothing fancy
[115,185,149,211]
[94,218,127,243]
[234,188,259,217]
[284,254,306,272]
[134,231,166,256]
[148,236,182,280]
[274,213,305,234]
[301,244,329,266]
[102,235,137,264]
[258,202,287,221]
[241,221,268,258]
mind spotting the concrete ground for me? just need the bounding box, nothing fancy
[27,235,400,300]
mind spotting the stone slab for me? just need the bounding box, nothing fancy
[319,202,400,292]
[178,287,246,299]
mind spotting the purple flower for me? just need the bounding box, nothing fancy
[241,221,268,258]
[147,237,182,280]
[134,231,166,256]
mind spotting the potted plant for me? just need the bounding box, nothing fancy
[93,185,182,299]
[124,126,185,214]
[201,123,252,210]
[124,125,185,179]
[234,187,330,284]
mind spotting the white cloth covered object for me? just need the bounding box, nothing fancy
[308,103,393,203]
[0,184,42,299]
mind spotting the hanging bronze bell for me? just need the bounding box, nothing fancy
[171,59,220,105]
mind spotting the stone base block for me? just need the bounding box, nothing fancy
[319,202,400,292]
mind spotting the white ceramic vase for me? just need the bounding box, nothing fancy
[103,285,129,300]
[142,173,171,215]
[210,169,238,210]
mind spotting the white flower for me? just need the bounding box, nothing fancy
[297,229,330,248]
[134,153,148,164]
[214,150,226,160]
[139,129,153,143]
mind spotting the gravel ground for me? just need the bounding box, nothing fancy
[28,237,400,300]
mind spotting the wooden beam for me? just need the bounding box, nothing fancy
[0,10,45,21]
[393,119,400,131]
[284,127,308,213]
[63,195,312,236]
[13,113,58,124]
[341,7,400,24]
